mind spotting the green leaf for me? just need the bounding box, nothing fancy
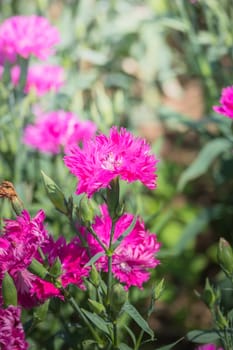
[174,206,221,254]
[122,302,154,338]
[186,330,220,343]
[112,216,137,250]
[156,337,184,350]
[81,308,111,336]
[178,138,232,191]
[84,252,106,268]
[119,343,133,350]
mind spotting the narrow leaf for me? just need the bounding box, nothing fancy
[112,216,137,250]
[84,252,105,268]
[156,337,184,350]
[119,343,133,350]
[178,138,231,190]
[122,302,153,338]
[187,330,220,343]
[81,308,111,336]
[174,206,221,254]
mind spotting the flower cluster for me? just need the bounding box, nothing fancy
[0,15,60,63]
[0,210,57,307]
[81,205,160,289]
[0,306,28,350]
[64,126,159,197]
[23,109,97,154]
[213,86,233,119]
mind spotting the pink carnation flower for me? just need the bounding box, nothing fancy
[64,126,159,197]
[44,236,90,289]
[196,344,223,350]
[0,210,56,307]
[0,305,28,349]
[11,64,65,96]
[0,15,60,63]
[213,86,233,119]
[23,110,97,154]
[83,205,160,289]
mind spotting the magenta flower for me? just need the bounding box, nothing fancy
[213,86,233,118]
[0,305,28,349]
[23,110,97,154]
[11,64,65,96]
[64,126,159,197]
[196,344,223,350]
[0,210,53,307]
[45,236,90,289]
[83,205,160,289]
[0,15,60,63]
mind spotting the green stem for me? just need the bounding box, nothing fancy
[106,220,116,306]
[134,330,144,350]
[89,226,108,252]
[113,320,118,349]
[68,295,102,344]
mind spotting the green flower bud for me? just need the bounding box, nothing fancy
[2,272,17,307]
[202,278,216,308]
[217,238,233,276]
[90,265,100,287]
[28,259,48,279]
[49,257,62,278]
[11,196,24,216]
[77,195,95,225]
[110,283,128,315]
[33,300,49,322]
[88,299,106,315]
[41,171,68,215]
[153,278,165,301]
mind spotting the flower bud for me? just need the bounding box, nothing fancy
[110,283,128,315]
[217,238,233,276]
[49,257,62,278]
[33,300,49,322]
[88,299,106,315]
[41,171,68,215]
[153,278,165,301]
[202,278,217,308]
[77,195,95,225]
[11,196,24,216]
[2,272,17,307]
[28,259,48,279]
[90,265,100,287]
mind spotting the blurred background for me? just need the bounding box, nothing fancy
[0,0,233,349]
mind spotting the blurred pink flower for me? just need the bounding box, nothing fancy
[64,126,159,197]
[0,15,60,63]
[0,305,28,349]
[83,205,160,289]
[23,110,97,154]
[11,64,65,96]
[196,344,223,350]
[213,86,233,118]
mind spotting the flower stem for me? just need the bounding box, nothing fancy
[134,329,144,350]
[106,220,116,306]
[68,294,103,345]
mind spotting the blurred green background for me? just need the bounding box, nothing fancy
[0,0,233,349]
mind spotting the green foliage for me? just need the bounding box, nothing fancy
[1,0,233,349]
